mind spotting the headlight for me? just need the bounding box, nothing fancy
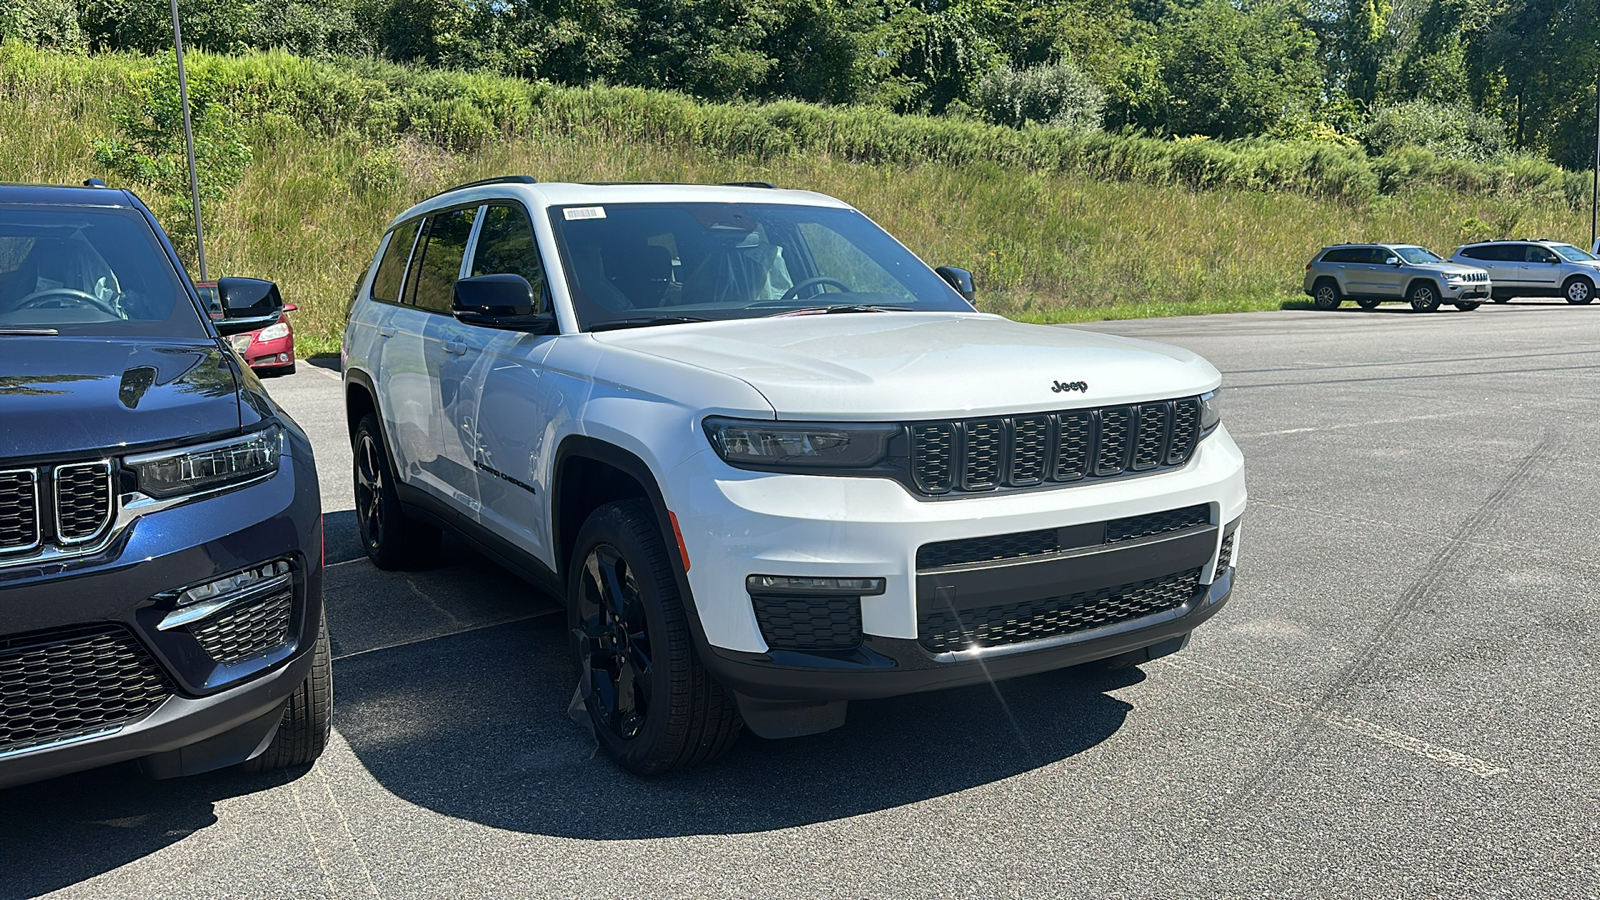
[258,322,290,342]
[704,417,898,471]
[126,425,282,499]
[1200,390,1221,434]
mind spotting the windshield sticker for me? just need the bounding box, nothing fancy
[564,206,606,220]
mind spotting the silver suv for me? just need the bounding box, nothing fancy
[1303,243,1491,313]
[1448,240,1600,305]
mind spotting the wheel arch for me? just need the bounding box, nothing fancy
[551,436,689,589]
[1406,277,1442,298]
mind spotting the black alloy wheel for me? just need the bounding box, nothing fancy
[1408,282,1440,312]
[1356,298,1381,310]
[574,542,655,742]
[1313,280,1342,310]
[352,414,439,569]
[568,500,742,774]
[1564,277,1594,305]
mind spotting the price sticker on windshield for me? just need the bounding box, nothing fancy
[564,206,606,220]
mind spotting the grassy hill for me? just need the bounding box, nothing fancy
[1,44,1591,355]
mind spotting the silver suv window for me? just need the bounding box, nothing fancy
[1551,243,1597,262]
[1394,247,1442,264]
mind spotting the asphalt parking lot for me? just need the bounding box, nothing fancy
[4,301,1598,898]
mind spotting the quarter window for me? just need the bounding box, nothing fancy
[410,207,477,313]
[471,204,548,311]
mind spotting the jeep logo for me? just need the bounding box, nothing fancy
[1051,380,1088,394]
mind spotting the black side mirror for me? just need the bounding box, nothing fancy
[213,277,284,335]
[453,274,556,333]
[935,266,977,306]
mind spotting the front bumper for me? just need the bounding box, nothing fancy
[671,425,1246,701]
[1441,280,1491,300]
[0,428,323,788]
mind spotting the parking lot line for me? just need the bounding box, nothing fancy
[1171,658,1508,778]
[331,611,559,663]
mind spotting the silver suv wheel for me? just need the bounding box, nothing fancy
[1565,277,1594,305]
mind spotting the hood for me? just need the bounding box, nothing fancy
[593,312,1221,419]
[0,337,241,460]
[1426,262,1490,276]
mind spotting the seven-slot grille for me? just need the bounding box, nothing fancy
[0,624,172,754]
[911,397,1202,496]
[0,462,116,556]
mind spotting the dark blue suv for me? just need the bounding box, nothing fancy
[0,183,328,788]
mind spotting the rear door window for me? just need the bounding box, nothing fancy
[371,220,420,304]
[410,207,477,313]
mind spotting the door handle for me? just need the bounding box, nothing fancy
[377,324,397,337]
[443,340,468,356]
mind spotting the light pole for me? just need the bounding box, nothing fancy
[169,0,207,281]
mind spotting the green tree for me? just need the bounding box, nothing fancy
[91,57,251,258]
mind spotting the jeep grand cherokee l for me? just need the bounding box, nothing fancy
[0,183,329,788]
[343,177,1246,774]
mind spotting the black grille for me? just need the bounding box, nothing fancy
[55,462,113,543]
[190,589,294,664]
[1105,504,1210,543]
[0,624,171,753]
[910,397,1203,496]
[1218,531,1236,569]
[917,504,1213,570]
[751,594,862,652]
[0,470,40,553]
[918,568,1203,653]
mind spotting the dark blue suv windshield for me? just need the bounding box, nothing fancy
[0,205,205,337]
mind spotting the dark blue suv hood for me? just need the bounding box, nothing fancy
[0,337,241,461]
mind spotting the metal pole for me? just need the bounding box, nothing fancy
[1592,60,1599,252]
[169,0,207,281]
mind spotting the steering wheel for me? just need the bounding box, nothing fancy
[12,287,122,318]
[778,276,852,304]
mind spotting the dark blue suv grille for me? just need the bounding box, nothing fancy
[0,624,172,754]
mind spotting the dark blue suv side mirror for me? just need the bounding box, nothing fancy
[213,278,284,335]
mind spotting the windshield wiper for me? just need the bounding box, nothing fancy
[589,315,709,332]
[0,328,59,336]
[766,305,912,317]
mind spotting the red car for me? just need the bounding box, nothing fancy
[197,281,297,375]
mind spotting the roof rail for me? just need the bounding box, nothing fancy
[427,174,538,202]
[722,181,777,189]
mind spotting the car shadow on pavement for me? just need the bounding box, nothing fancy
[333,612,1141,839]
[0,763,298,897]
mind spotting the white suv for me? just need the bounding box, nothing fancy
[341,178,1247,773]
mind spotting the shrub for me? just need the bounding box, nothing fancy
[972,61,1105,131]
[1363,100,1509,163]
[0,0,85,49]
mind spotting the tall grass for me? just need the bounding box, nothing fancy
[0,44,1591,354]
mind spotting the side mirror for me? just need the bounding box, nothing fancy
[1385,257,1402,267]
[213,277,284,335]
[453,274,556,333]
[935,266,977,306]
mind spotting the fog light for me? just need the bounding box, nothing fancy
[158,560,292,630]
[746,574,886,595]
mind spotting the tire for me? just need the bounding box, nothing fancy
[1564,276,1594,305]
[1453,302,1481,311]
[1408,281,1441,312]
[353,413,440,570]
[242,610,332,771]
[1355,298,1381,310]
[569,499,742,774]
[1312,279,1342,310]
[1492,296,1510,303]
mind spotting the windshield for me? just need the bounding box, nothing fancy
[1550,243,1597,262]
[0,205,205,336]
[548,202,972,330]
[1393,246,1443,264]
